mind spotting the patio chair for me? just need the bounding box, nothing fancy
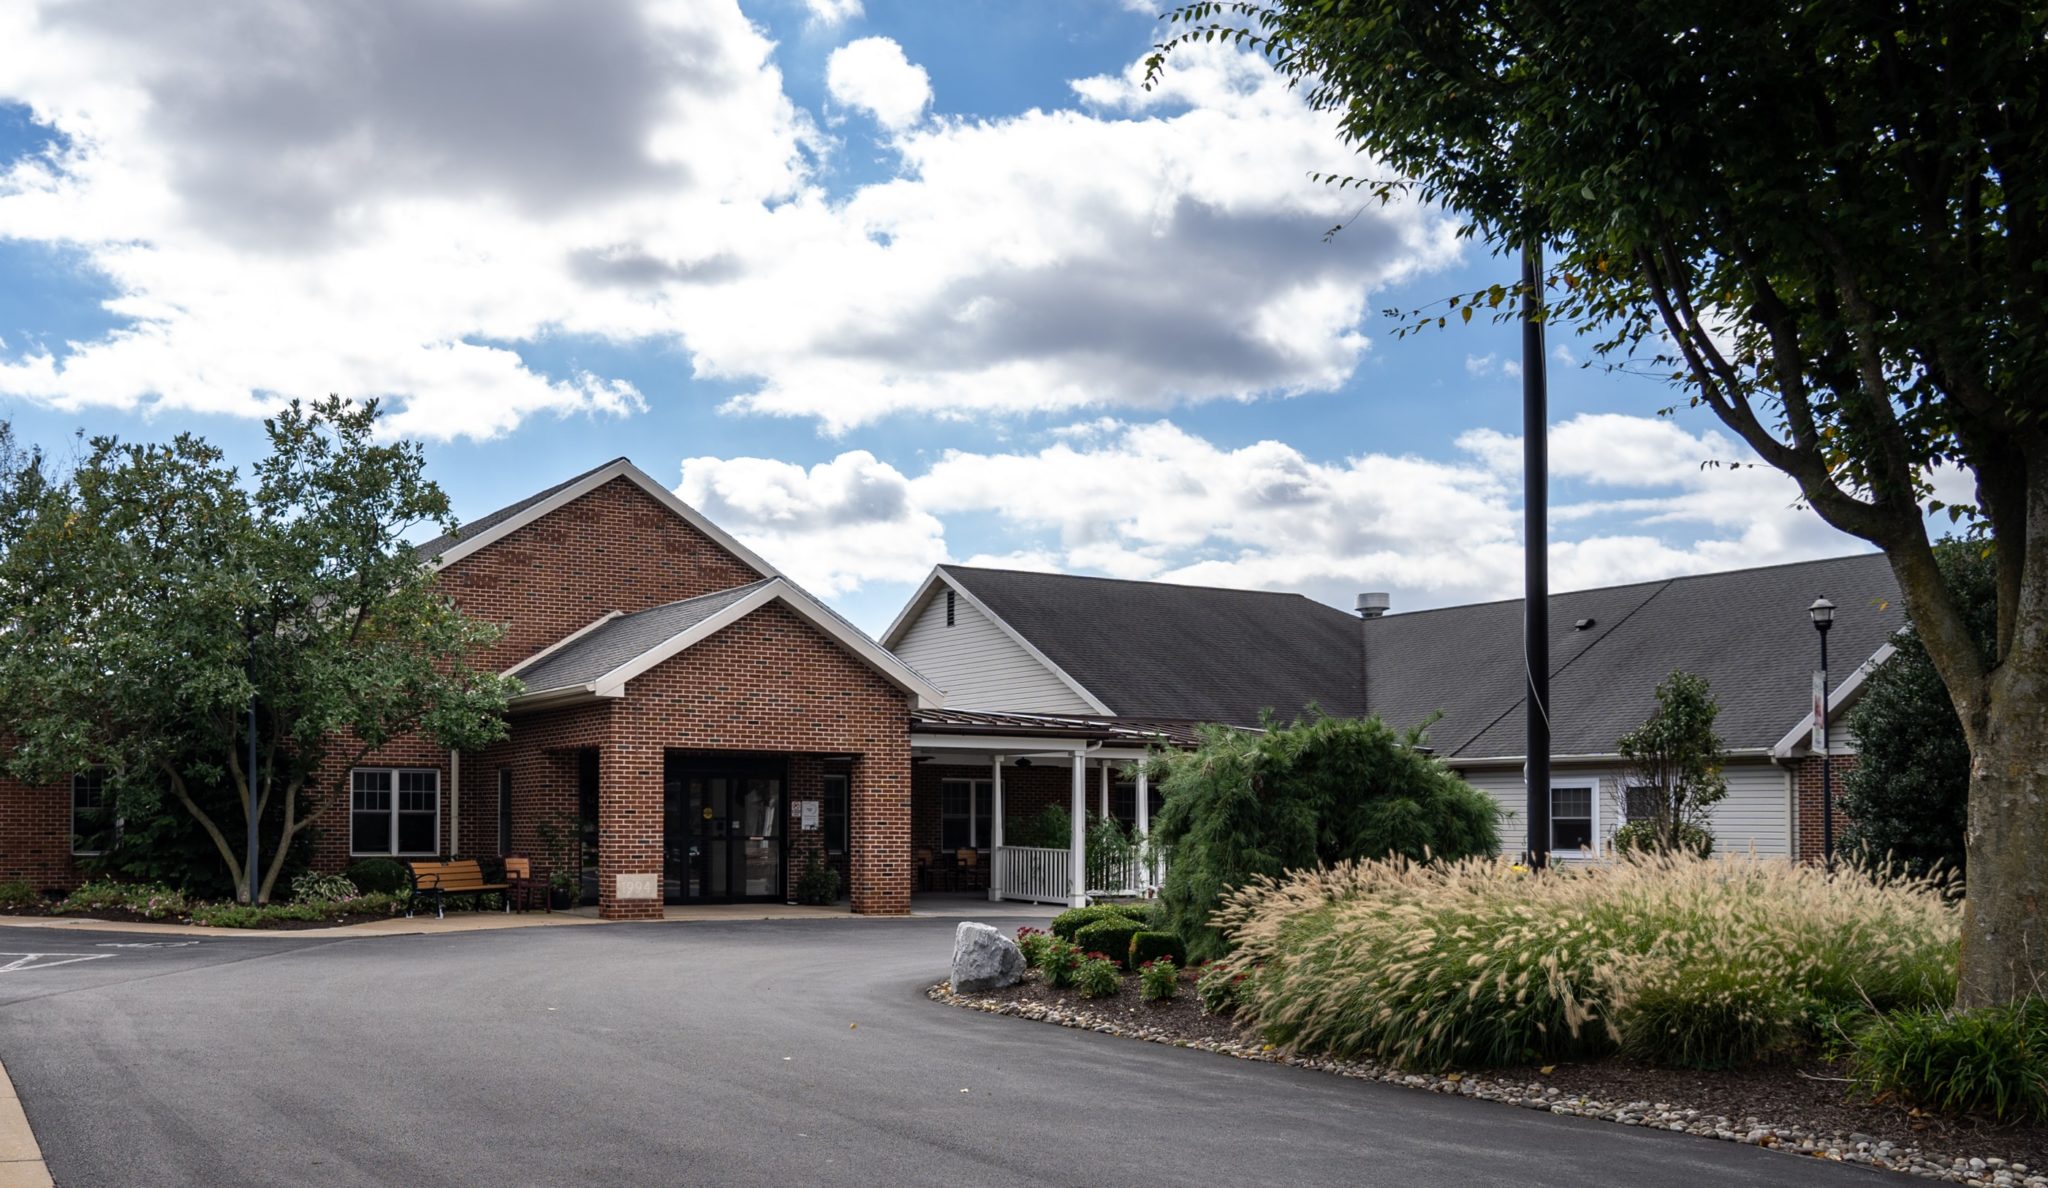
[955,848,986,892]
[502,855,542,912]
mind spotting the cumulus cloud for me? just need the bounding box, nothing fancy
[675,450,945,596]
[0,13,1458,436]
[825,37,930,130]
[679,412,1871,613]
[804,0,864,25]
[0,0,814,436]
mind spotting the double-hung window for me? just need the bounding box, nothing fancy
[351,768,441,856]
[821,773,849,856]
[939,778,993,850]
[71,769,115,856]
[1550,785,1596,854]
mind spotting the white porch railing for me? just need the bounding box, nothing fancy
[995,845,1071,905]
[993,845,1167,906]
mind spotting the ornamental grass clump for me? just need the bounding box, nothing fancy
[1212,852,1958,1071]
[1852,999,2048,1122]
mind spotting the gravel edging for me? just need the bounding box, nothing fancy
[929,981,2045,1188]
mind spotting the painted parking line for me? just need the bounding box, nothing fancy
[0,953,114,974]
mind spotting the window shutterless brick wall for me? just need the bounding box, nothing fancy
[438,476,763,673]
[912,762,1076,856]
[1793,752,1860,864]
[0,734,88,892]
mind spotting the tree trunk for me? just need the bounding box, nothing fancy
[1957,656,2048,1006]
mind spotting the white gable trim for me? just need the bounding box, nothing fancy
[516,578,942,708]
[882,567,1113,715]
[1770,642,1897,758]
[424,459,782,580]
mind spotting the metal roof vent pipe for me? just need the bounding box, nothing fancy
[1356,592,1392,620]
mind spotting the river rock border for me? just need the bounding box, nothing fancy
[929,982,2043,1188]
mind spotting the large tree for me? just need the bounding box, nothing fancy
[1840,538,1998,881]
[1151,0,2047,1004]
[0,399,515,901]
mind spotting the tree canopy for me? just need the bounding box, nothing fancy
[1613,670,1727,857]
[1151,0,2048,1005]
[1146,711,1500,960]
[0,399,516,901]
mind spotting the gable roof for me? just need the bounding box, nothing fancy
[925,566,1366,725]
[413,457,780,579]
[507,577,941,708]
[1364,552,1904,759]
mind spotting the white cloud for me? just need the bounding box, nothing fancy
[804,0,864,25]
[675,450,945,596]
[825,37,930,131]
[1464,353,1497,377]
[0,16,1459,436]
[676,412,1870,611]
[0,0,816,437]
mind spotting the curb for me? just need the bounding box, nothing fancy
[929,983,2044,1187]
[0,1054,52,1188]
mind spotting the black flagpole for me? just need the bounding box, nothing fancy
[1522,237,1551,869]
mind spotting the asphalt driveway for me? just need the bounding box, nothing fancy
[0,917,1881,1187]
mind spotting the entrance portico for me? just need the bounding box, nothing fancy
[910,710,1198,907]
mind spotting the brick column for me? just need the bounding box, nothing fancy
[848,743,911,915]
[599,733,664,921]
[1793,752,1859,864]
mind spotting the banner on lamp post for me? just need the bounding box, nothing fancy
[1811,671,1827,754]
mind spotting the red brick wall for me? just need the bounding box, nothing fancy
[600,600,911,918]
[1793,752,1859,864]
[912,762,1077,856]
[0,761,86,892]
[438,475,763,672]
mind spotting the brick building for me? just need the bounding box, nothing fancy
[1,459,940,919]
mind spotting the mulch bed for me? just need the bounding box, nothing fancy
[0,903,409,931]
[939,968,2048,1186]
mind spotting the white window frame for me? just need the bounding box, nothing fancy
[939,778,994,850]
[350,768,442,857]
[71,770,114,856]
[1549,782,1600,859]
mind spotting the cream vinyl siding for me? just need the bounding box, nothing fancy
[891,587,1098,714]
[1451,758,1793,860]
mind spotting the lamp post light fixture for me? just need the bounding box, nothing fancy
[1808,595,1836,869]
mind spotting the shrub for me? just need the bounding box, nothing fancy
[1050,903,1152,942]
[1197,962,1255,1016]
[345,858,409,895]
[795,856,841,906]
[1007,804,1073,850]
[1852,1000,2048,1122]
[1611,820,1713,859]
[0,879,38,909]
[1038,937,1082,989]
[1016,926,1051,968]
[1148,712,1502,961]
[1129,930,1187,969]
[1074,917,1147,969]
[55,880,190,920]
[1075,953,1122,998]
[290,871,360,905]
[1140,958,1179,1001]
[1214,852,1958,1070]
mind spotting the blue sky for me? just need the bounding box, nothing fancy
[0,0,1876,634]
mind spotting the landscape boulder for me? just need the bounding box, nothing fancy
[950,922,1026,993]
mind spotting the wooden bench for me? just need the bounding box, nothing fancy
[404,859,510,919]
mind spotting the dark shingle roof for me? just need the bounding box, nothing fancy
[512,579,775,694]
[940,566,1365,724]
[1363,553,1903,757]
[413,457,628,562]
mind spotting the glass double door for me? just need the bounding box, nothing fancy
[664,763,784,903]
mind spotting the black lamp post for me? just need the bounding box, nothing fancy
[1808,595,1836,869]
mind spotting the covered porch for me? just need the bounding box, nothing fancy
[910,710,1196,908]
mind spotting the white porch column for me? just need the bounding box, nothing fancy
[1135,767,1149,839]
[989,755,1005,903]
[1099,761,1110,819]
[1070,748,1088,908]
